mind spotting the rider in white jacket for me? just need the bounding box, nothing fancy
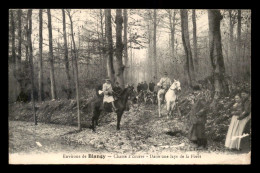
[157,72,172,103]
[102,78,118,112]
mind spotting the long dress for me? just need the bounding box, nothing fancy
[225,102,242,149]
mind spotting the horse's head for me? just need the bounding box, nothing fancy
[170,79,181,91]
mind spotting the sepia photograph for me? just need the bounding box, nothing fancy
[8,9,251,164]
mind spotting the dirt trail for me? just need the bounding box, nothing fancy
[9,121,104,154]
[9,103,250,157]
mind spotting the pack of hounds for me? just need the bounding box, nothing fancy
[135,81,157,105]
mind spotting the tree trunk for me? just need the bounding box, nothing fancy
[147,11,153,81]
[169,10,176,60]
[27,9,37,125]
[192,9,198,73]
[10,10,16,69]
[17,9,22,74]
[86,32,90,79]
[38,9,44,101]
[228,10,234,78]
[47,9,57,100]
[169,10,176,77]
[115,9,124,88]
[105,9,115,83]
[243,23,249,79]
[123,9,128,83]
[15,9,24,98]
[153,9,157,80]
[62,9,72,99]
[130,29,133,83]
[24,11,29,63]
[97,21,103,78]
[68,11,81,131]
[237,9,242,76]
[208,9,229,97]
[180,9,195,86]
[100,9,106,77]
[70,36,75,89]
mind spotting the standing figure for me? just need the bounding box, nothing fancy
[143,81,148,91]
[149,80,155,92]
[225,94,243,150]
[188,94,209,148]
[102,78,118,112]
[137,83,141,93]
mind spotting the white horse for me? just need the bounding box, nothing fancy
[157,79,181,119]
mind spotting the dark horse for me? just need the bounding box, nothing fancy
[91,86,135,131]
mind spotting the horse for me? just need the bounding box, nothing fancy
[157,79,181,119]
[91,86,135,132]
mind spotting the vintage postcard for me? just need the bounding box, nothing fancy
[8,9,251,164]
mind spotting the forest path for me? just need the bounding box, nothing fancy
[9,103,249,156]
[9,121,104,154]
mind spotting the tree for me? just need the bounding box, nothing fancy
[180,9,195,86]
[27,9,37,125]
[99,9,106,75]
[10,10,16,67]
[67,10,81,131]
[24,10,29,62]
[17,9,22,74]
[38,9,44,101]
[192,9,198,73]
[105,9,115,83]
[62,9,72,99]
[153,9,158,80]
[237,9,242,74]
[228,10,235,77]
[15,9,24,98]
[144,10,153,82]
[208,9,229,96]
[115,9,125,88]
[47,9,57,100]
[167,9,178,77]
[123,9,128,82]
[168,9,176,60]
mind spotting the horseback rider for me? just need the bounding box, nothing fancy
[157,72,172,103]
[102,78,118,112]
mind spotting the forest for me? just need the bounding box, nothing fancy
[8,9,251,158]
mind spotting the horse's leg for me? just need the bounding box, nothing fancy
[96,110,100,126]
[166,100,171,119]
[92,111,96,132]
[116,111,123,130]
[92,109,100,132]
[170,101,175,118]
